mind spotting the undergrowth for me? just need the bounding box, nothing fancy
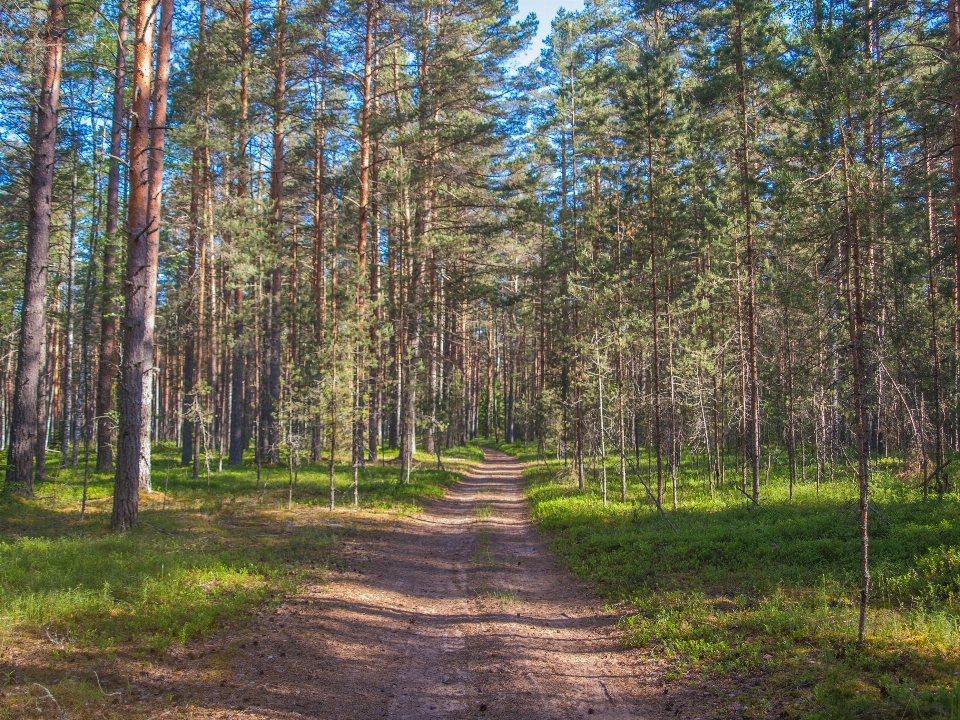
[492,440,960,720]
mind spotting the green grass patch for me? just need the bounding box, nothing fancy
[478,586,517,604]
[0,516,317,651]
[494,440,960,720]
[475,502,495,518]
[441,444,487,463]
[0,442,473,655]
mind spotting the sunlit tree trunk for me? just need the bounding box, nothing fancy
[112,0,172,530]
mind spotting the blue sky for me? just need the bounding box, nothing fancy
[513,0,585,65]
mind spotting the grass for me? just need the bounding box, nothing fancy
[471,528,495,564]
[475,502,495,518]
[478,586,517,604]
[0,519,309,652]
[0,442,470,657]
[492,440,960,720]
[440,444,486,464]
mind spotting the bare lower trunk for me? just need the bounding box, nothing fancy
[368,135,381,462]
[112,0,172,530]
[400,258,421,483]
[648,135,664,510]
[949,0,960,444]
[5,0,64,496]
[62,120,79,467]
[733,16,761,504]
[229,0,250,467]
[95,0,127,472]
[263,0,286,465]
[182,156,200,467]
[840,120,871,648]
[34,329,53,486]
[229,303,244,465]
[353,0,375,471]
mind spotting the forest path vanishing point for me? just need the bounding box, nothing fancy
[167,449,705,719]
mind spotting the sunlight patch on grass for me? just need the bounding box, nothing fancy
[0,442,471,654]
[478,586,517,604]
[0,518,325,651]
[475,502,495,519]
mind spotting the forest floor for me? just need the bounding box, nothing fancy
[495,442,960,720]
[1,448,720,719]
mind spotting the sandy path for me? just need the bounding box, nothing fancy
[170,449,692,719]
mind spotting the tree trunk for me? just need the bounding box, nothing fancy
[182,154,201,468]
[648,117,665,510]
[228,0,250,467]
[733,16,761,505]
[34,318,55,485]
[400,255,421,483]
[840,119,871,648]
[353,0,375,471]
[78,77,101,471]
[263,0,286,465]
[112,0,173,530]
[949,0,960,444]
[328,196,340,509]
[368,127,382,461]
[61,105,78,467]
[95,0,127,472]
[5,0,64,496]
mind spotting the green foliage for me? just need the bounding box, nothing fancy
[497,441,960,719]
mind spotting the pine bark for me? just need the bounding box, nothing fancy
[263,0,286,465]
[182,156,200,467]
[353,0,375,470]
[35,310,55,485]
[228,0,250,466]
[112,0,173,530]
[647,95,665,510]
[96,0,127,472]
[734,15,761,505]
[5,0,65,496]
[949,0,960,354]
[61,113,78,466]
[368,133,382,461]
[840,118,871,647]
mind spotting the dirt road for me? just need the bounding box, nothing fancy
[170,449,692,719]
